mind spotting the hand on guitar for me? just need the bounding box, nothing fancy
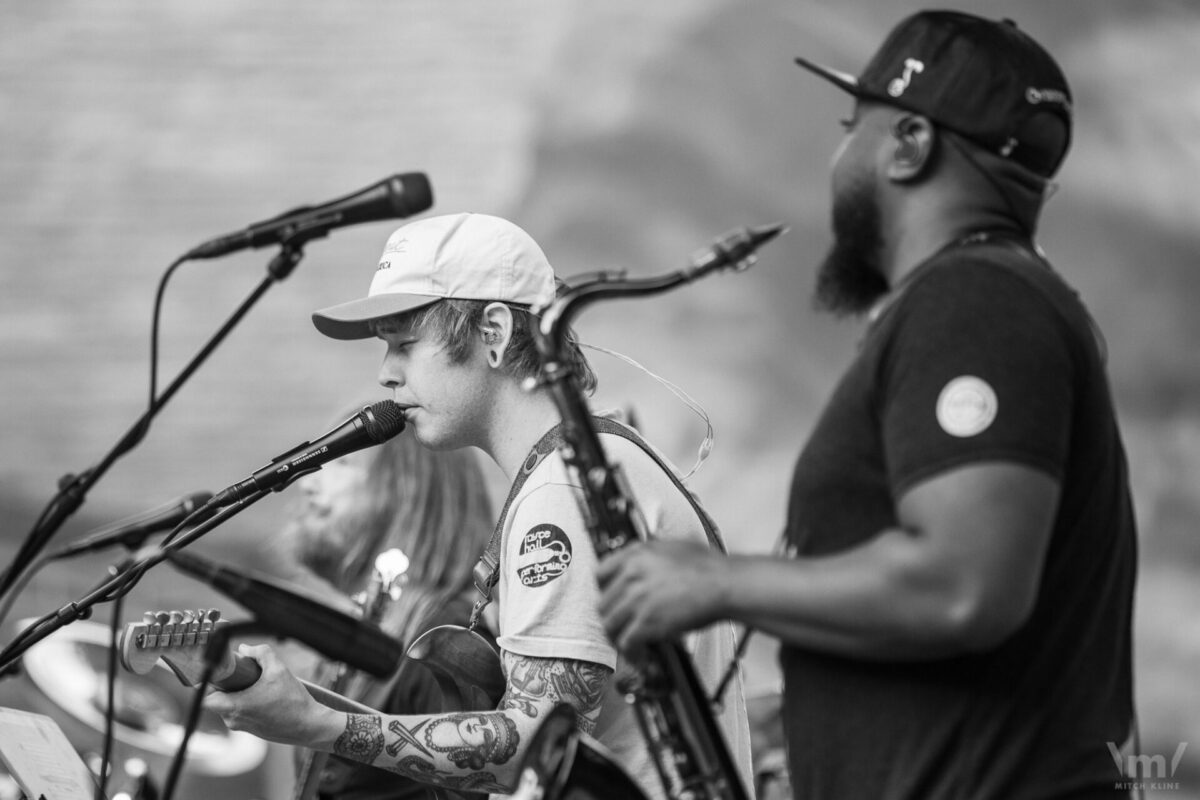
[203,643,343,749]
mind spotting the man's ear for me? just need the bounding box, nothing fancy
[480,302,515,368]
[887,114,936,182]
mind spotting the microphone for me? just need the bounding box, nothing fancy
[209,400,405,508]
[164,548,403,678]
[51,491,215,559]
[185,173,434,260]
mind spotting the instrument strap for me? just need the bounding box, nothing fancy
[468,423,565,630]
[467,417,727,630]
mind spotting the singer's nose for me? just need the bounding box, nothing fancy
[378,355,405,390]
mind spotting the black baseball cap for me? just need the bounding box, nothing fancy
[795,10,1073,177]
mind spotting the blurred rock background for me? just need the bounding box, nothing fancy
[1,0,1197,795]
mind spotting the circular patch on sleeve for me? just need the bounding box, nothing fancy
[935,375,998,438]
[515,524,574,588]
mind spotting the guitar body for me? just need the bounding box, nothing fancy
[511,704,651,800]
[406,624,506,712]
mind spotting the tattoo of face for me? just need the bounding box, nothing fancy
[335,714,384,765]
[420,712,520,771]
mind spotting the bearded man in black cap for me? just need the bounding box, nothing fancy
[599,11,1137,799]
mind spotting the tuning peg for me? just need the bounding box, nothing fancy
[139,612,162,647]
[206,609,221,623]
[167,610,185,646]
[181,610,199,645]
[197,609,214,644]
[135,611,157,648]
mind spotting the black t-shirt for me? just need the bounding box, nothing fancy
[781,236,1136,799]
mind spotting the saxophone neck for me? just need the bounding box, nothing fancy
[534,223,787,361]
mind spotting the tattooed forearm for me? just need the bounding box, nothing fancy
[501,653,611,733]
[328,655,609,793]
[378,712,519,792]
[334,714,384,764]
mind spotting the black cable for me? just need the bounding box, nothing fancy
[161,656,215,800]
[0,490,270,676]
[97,591,125,800]
[149,256,190,407]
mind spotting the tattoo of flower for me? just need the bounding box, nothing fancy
[335,714,384,765]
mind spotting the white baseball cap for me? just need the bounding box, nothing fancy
[312,212,557,340]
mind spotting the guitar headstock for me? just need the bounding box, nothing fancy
[119,608,230,686]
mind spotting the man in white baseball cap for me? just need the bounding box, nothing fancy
[207,212,753,799]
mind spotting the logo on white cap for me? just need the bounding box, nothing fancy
[936,375,997,437]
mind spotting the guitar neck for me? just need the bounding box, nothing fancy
[212,652,379,716]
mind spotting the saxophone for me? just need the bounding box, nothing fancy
[292,548,410,800]
[516,225,785,800]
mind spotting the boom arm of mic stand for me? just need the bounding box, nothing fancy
[0,490,271,676]
[0,241,309,602]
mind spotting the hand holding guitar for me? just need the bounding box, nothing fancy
[203,642,342,748]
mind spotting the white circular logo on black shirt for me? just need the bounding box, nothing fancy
[936,376,998,437]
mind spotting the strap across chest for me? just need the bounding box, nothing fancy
[466,417,725,630]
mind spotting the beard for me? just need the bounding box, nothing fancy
[813,172,890,317]
[278,501,376,587]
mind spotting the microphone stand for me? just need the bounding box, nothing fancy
[0,241,309,602]
[0,489,272,676]
[160,619,260,800]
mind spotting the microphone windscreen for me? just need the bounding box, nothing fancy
[362,400,406,442]
[389,173,433,218]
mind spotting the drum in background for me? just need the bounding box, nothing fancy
[0,619,292,800]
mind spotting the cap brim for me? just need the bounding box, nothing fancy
[312,293,443,340]
[794,57,861,95]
